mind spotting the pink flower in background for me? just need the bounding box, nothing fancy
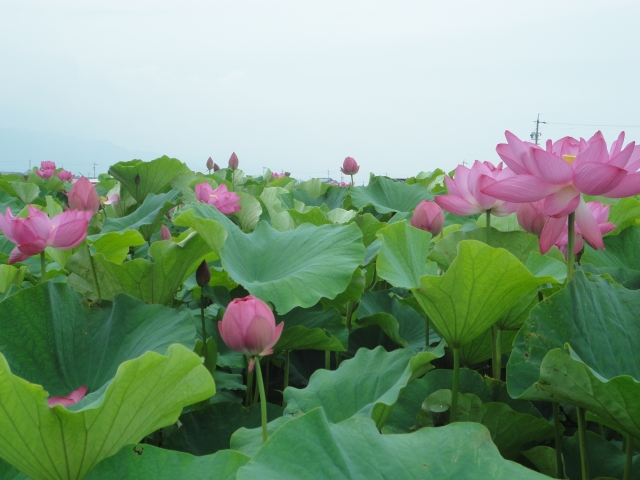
[68,177,100,213]
[411,200,445,236]
[36,168,55,179]
[0,206,92,264]
[102,193,119,205]
[47,385,87,407]
[206,157,214,171]
[435,160,517,216]
[271,172,285,179]
[555,201,615,259]
[57,169,74,181]
[228,152,239,170]
[218,296,283,371]
[516,200,547,236]
[340,157,360,175]
[160,224,172,241]
[41,161,56,170]
[195,182,242,214]
[482,130,640,253]
[340,182,349,187]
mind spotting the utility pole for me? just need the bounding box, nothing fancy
[92,163,97,177]
[531,114,546,145]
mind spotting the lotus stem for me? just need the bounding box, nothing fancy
[200,303,208,372]
[576,406,590,480]
[451,346,460,423]
[282,350,290,408]
[40,251,46,283]
[491,325,502,380]
[245,359,254,407]
[425,315,430,347]
[325,350,330,370]
[567,212,575,282]
[86,244,101,301]
[624,433,633,480]
[345,300,354,330]
[485,210,491,244]
[254,357,269,444]
[552,402,564,478]
[350,174,354,187]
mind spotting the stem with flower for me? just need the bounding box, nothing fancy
[254,357,269,443]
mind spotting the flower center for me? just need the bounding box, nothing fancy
[562,154,576,164]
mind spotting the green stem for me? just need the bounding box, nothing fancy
[200,303,208,372]
[345,300,354,330]
[552,402,564,479]
[86,244,101,301]
[577,406,590,480]
[624,433,633,480]
[485,210,491,244]
[350,174,354,187]
[245,360,254,407]
[567,212,576,282]
[325,350,330,370]
[451,346,460,423]
[254,357,268,444]
[282,350,290,408]
[40,251,46,283]
[491,325,502,380]
[425,315,430,347]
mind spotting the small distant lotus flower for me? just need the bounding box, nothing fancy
[228,152,239,170]
[47,385,87,407]
[160,224,172,241]
[555,201,615,259]
[340,157,360,175]
[206,157,214,171]
[41,161,56,170]
[102,193,119,205]
[340,182,349,187]
[271,172,285,179]
[36,168,55,179]
[218,296,284,371]
[57,169,74,181]
[0,206,92,264]
[195,182,242,214]
[68,177,100,213]
[435,160,517,217]
[411,200,445,236]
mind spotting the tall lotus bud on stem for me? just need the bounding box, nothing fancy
[135,174,141,185]
[196,260,211,287]
[340,156,360,186]
[411,200,445,237]
[68,177,100,213]
[160,224,172,241]
[228,152,239,170]
[213,162,220,172]
[206,157,214,173]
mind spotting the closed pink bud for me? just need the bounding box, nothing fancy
[57,169,74,181]
[228,152,239,170]
[206,157,214,170]
[340,157,360,175]
[160,224,172,241]
[68,177,100,213]
[213,162,220,172]
[218,296,284,367]
[411,200,445,236]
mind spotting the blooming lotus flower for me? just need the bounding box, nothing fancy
[47,385,87,407]
[435,160,517,216]
[36,168,55,179]
[340,157,360,175]
[68,177,100,213]
[411,200,445,236]
[160,224,172,241]
[102,193,119,205]
[57,169,74,181]
[206,157,214,171]
[228,152,239,170]
[0,206,92,264]
[271,172,285,179]
[482,131,640,253]
[195,182,241,214]
[555,201,615,259]
[41,161,56,170]
[218,296,283,370]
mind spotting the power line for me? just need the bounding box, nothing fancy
[545,122,640,128]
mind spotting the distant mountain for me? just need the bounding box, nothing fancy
[0,127,162,174]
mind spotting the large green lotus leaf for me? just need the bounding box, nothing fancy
[582,225,640,270]
[295,178,329,198]
[525,252,567,285]
[459,328,519,366]
[86,446,249,480]
[283,345,443,429]
[0,344,215,480]
[11,181,41,204]
[428,227,542,270]
[353,212,385,246]
[235,408,548,480]
[236,192,262,232]
[0,265,27,293]
[0,190,25,215]
[356,289,427,351]
[507,272,640,439]
[476,213,524,232]
[413,240,554,348]
[608,197,640,233]
[162,401,283,456]
[581,264,640,290]
[173,204,228,254]
[67,231,210,304]
[260,186,296,231]
[417,390,555,459]
[349,175,433,214]
[496,290,539,330]
[0,458,26,480]
[90,230,146,264]
[273,304,348,352]
[321,267,367,310]
[0,282,196,396]
[220,219,365,314]
[375,221,432,289]
[288,206,333,227]
[294,184,347,211]
[108,156,192,203]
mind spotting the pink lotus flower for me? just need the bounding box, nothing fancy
[228,152,239,170]
[195,183,242,214]
[411,200,445,236]
[68,177,100,213]
[340,157,360,175]
[435,160,517,216]
[218,296,284,370]
[36,168,55,179]
[160,224,172,241]
[271,172,285,179]
[102,193,119,205]
[0,206,92,264]
[47,385,87,407]
[41,161,56,170]
[57,169,74,181]
[516,200,547,237]
[206,157,214,171]
[555,201,615,259]
[482,131,640,253]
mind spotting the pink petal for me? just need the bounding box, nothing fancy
[263,321,284,353]
[16,239,48,256]
[47,211,89,250]
[8,247,30,265]
[542,186,580,217]
[491,201,518,217]
[573,163,627,196]
[531,149,574,185]
[0,208,17,243]
[539,216,567,254]
[503,131,532,173]
[575,198,604,250]
[609,132,625,158]
[496,143,529,175]
[600,173,640,197]
[218,320,246,353]
[67,385,87,403]
[243,315,275,355]
[481,176,559,203]
[608,141,635,169]
[573,138,609,168]
[195,183,214,203]
[470,168,499,210]
[434,195,481,216]
[12,207,52,245]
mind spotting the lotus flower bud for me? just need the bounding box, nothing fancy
[57,169,74,181]
[340,157,360,175]
[213,162,220,172]
[135,174,141,185]
[68,177,100,213]
[228,152,239,170]
[41,161,56,170]
[218,295,284,370]
[196,260,211,287]
[411,200,445,236]
[206,157,214,171]
[160,224,172,241]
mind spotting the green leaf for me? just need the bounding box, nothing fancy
[283,345,442,429]
[173,204,228,254]
[376,221,432,289]
[236,192,263,231]
[91,229,146,263]
[10,181,40,204]
[476,212,524,232]
[0,344,214,480]
[235,408,548,479]
[349,176,433,214]
[608,197,640,234]
[459,328,519,366]
[274,304,348,352]
[108,156,193,203]
[582,225,640,270]
[413,240,554,348]
[507,271,640,439]
[0,265,27,293]
[525,252,567,284]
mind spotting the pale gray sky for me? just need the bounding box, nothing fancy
[1,0,639,180]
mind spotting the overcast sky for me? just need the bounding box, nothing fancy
[1,0,639,181]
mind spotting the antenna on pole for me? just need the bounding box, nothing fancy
[530,114,546,145]
[92,163,97,177]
